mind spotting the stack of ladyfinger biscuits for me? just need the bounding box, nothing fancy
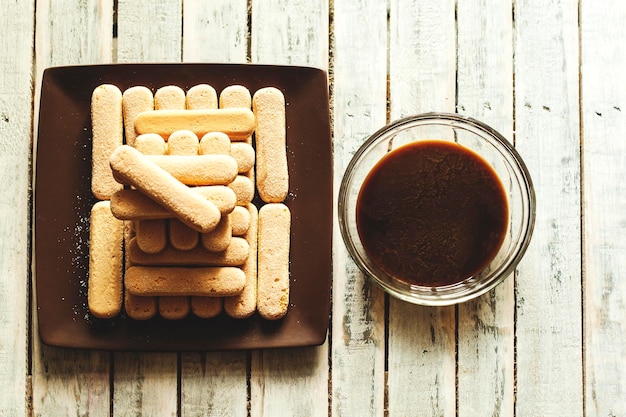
[87,83,290,322]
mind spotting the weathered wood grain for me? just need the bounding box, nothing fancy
[514,0,584,416]
[113,353,177,417]
[180,352,248,417]
[580,0,626,415]
[183,0,249,63]
[113,2,181,416]
[179,4,249,414]
[249,1,329,416]
[387,1,457,416]
[331,1,387,416]
[31,1,114,416]
[251,0,328,67]
[117,0,182,63]
[0,1,34,416]
[456,1,515,416]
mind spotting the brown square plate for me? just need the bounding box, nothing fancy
[35,63,332,351]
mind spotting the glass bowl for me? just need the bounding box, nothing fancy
[338,113,536,306]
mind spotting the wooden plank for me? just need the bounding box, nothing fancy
[386,0,457,415]
[251,0,328,67]
[179,4,249,415]
[331,1,387,416]
[180,352,248,417]
[455,1,515,416]
[183,0,248,63]
[113,353,177,417]
[513,0,583,416]
[31,1,114,416]
[113,2,181,416]
[0,1,34,416]
[249,1,329,416]
[117,0,183,63]
[580,0,626,415]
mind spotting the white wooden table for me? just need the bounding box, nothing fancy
[1,0,625,416]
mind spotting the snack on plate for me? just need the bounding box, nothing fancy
[191,296,223,319]
[87,201,123,318]
[158,296,191,320]
[135,218,167,254]
[134,108,256,140]
[201,215,232,252]
[253,87,288,203]
[155,85,186,110]
[125,266,246,297]
[229,205,251,236]
[228,175,255,206]
[87,83,292,322]
[186,84,218,110]
[257,203,291,320]
[91,84,123,200]
[135,133,166,155]
[225,203,258,319]
[220,85,255,185]
[199,131,231,155]
[122,86,154,147]
[167,130,200,155]
[123,221,158,320]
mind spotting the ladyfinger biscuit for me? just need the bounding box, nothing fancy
[230,142,255,174]
[201,215,231,252]
[135,218,167,254]
[186,82,220,252]
[169,218,200,250]
[199,131,231,155]
[88,201,124,319]
[134,133,167,155]
[167,130,201,250]
[225,203,258,319]
[230,205,251,236]
[128,236,249,266]
[219,85,252,109]
[147,154,238,186]
[109,145,221,233]
[159,296,191,320]
[191,296,223,319]
[134,108,256,140]
[110,186,236,219]
[125,292,158,320]
[228,175,255,206]
[122,86,154,147]
[91,84,124,200]
[186,84,218,110]
[123,220,158,320]
[167,130,200,155]
[257,203,291,320]
[125,266,245,297]
[133,132,168,256]
[155,85,186,110]
[152,79,184,280]
[253,87,288,203]
[220,85,254,184]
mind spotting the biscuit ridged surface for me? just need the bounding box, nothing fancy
[257,203,291,320]
[253,87,288,203]
[88,201,123,318]
[91,84,123,200]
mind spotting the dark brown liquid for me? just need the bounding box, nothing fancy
[356,140,509,287]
